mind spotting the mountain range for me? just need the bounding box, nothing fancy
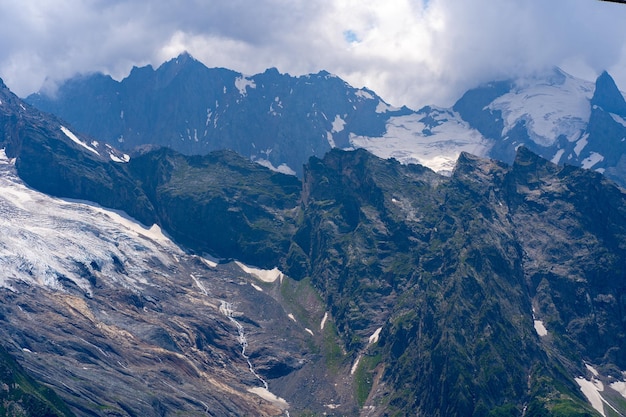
[1,55,626,416]
[26,52,413,177]
[26,53,626,188]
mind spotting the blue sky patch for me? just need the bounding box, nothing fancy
[343,30,360,44]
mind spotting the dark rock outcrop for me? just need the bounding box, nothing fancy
[591,71,626,116]
[128,147,301,267]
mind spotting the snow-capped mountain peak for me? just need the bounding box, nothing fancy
[488,68,594,147]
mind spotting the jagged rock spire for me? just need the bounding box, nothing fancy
[591,71,626,116]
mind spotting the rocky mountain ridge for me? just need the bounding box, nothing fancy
[26,52,412,177]
[4,73,626,416]
[290,145,626,415]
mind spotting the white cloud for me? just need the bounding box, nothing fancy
[1,0,626,108]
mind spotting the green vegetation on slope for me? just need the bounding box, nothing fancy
[0,345,76,417]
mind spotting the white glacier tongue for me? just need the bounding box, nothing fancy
[488,69,594,147]
[0,148,182,293]
[0,151,303,416]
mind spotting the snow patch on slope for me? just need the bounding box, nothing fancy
[350,356,363,375]
[551,149,565,164]
[369,327,382,344]
[320,312,329,330]
[248,387,289,411]
[235,76,256,96]
[610,376,626,400]
[575,377,606,416]
[108,152,131,163]
[574,364,625,417]
[376,100,396,113]
[574,133,589,157]
[195,255,218,268]
[532,308,548,337]
[326,132,337,148]
[534,320,548,337]
[351,326,384,375]
[611,113,626,128]
[332,115,346,133]
[581,152,604,169]
[253,158,296,176]
[326,114,347,148]
[355,89,374,100]
[235,261,283,283]
[60,126,100,155]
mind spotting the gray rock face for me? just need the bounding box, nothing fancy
[0,149,339,416]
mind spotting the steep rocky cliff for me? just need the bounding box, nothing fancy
[127,147,301,267]
[2,78,300,269]
[287,147,626,416]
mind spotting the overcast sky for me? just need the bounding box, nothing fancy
[1,0,626,108]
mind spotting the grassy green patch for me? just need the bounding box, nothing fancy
[322,321,346,374]
[354,353,382,406]
[0,346,76,417]
[279,276,322,328]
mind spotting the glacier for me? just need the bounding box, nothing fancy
[0,148,181,293]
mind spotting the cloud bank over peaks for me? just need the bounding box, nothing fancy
[1,0,625,109]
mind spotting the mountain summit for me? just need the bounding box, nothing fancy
[591,70,626,116]
[450,68,626,186]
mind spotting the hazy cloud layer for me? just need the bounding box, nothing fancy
[1,0,626,108]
